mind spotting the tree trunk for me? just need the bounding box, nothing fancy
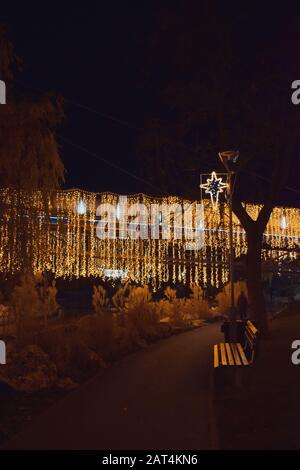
[246,227,269,336]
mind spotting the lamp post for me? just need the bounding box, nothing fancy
[218,150,239,341]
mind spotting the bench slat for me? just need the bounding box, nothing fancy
[247,320,258,335]
[214,320,259,370]
[220,343,227,366]
[246,327,256,342]
[214,344,219,368]
[225,343,235,365]
[245,330,255,348]
[237,343,249,366]
[230,343,242,366]
[245,326,255,339]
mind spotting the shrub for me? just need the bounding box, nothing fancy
[160,285,212,324]
[35,325,73,376]
[215,280,248,316]
[39,279,60,325]
[161,287,186,326]
[112,282,130,313]
[10,272,41,346]
[124,286,159,341]
[37,317,112,382]
[188,285,212,321]
[164,286,177,302]
[10,272,60,346]
[92,285,108,315]
[77,314,114,357]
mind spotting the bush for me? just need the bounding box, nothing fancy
[10,272,42,346]
[10,272,60,346]
[188,285,212,320]
[124,286,160,341]
[215,280,248,316]
[77,314,114,357]
[35,325,74,376]
[158,285,213,325]
[0,344,58,393]
[159,287,185,326]
[36,318,112,382]
[39,278,60,325]
[92,285,108,315]
[112,282,130,313]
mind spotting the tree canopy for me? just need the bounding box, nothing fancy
[137,2,300,205]
[0,25,64,190]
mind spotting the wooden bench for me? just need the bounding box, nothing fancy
[214,320,259,369]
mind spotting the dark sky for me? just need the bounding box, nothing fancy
[2,2,300,203]
[3,3,151,194]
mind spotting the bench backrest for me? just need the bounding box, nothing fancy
[243,320,259,363]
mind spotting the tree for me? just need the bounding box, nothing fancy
[137,1,300,335]
[0,26,64,189]
[0,95,64,189]
[0,26,65,272]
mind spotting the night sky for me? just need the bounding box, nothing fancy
[3,3,151,194]
[2,2,300,204]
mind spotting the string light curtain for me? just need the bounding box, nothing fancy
[0,189,299,290]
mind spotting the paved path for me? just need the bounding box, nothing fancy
[6,324,222,450]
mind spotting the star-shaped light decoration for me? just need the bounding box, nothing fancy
[200,171,228,210]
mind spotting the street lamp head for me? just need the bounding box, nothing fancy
[218,150,239,172]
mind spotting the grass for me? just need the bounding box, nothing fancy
[215,301,300,450]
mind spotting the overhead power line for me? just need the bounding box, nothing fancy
[15,80,300,197]
[60,135,162,194]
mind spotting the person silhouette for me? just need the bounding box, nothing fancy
[237,291,248,321]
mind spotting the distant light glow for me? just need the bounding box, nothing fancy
[76,200,87,215]
[280,215,288,230]
[103,269,128,279]
[116,203,121,220]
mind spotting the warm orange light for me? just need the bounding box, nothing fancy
[0,189,298,289]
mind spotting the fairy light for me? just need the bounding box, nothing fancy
[76,199,87,216]
[280,213,288,230]
[0,189,299,289]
